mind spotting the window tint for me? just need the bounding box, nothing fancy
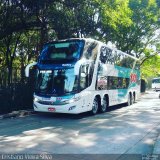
[88,62,94,86]
[79,62,95,90]
[99,46,136,69]
[100,46,113,64]
[119,55,135,69]
[39,41,84,64]
[135,60,140,70]
[83,41,98,63]
[107,77,130,90]
[97,76,130,90]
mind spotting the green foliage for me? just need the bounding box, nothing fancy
[108,0,160,56]
[141,53,160,88]
[0,0,160,85]
[100,0,132,29]
[141,54,160,78]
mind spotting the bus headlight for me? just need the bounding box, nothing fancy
[34,97,39,102]
[61,96,81,104]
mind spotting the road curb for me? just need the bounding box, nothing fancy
[0,109,35,120]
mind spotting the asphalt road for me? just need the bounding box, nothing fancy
[0,91,160,159]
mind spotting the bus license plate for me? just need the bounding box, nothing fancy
[48,108,56,112]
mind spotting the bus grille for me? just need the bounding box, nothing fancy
[37,100,53,105]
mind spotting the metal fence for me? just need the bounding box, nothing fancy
[0,67,34,114]
[0,83,33,114]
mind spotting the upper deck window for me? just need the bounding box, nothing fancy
[83,41,98,62]
[99,46,137,69]
[39,40,84,64]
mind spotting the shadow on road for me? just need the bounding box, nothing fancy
[1,93,160,155]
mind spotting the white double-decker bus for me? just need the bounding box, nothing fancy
[25,38,140,114]
[152,77,160,91]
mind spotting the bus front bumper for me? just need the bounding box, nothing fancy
[33,101,83,114]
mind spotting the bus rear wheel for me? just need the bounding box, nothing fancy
[133,93,136,103]
[100,96,108,113]
[91,97,99,115]
[127,94,133,106]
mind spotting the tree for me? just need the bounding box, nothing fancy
[141,54,160,88]
[16,31,39,82]
[106,0,160,57]
[0,33,21,85]
[0,0,160,87]
[141,54,160,78]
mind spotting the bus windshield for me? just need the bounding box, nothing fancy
[152,78,160,83]
[40,40,84,63]
[35,69,79,96]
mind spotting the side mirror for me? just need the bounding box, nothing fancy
[25,62,37,77]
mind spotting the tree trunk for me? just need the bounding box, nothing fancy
[8,64,12,87]
[20,56,25,83]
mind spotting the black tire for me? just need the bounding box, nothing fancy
[100,96,108,113]
[91,97,99,115]
[127,94,133,106]
[133,93,136,103]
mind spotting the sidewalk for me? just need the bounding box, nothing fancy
[0,109,34,120]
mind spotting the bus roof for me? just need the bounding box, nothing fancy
[45,38,139,61]
[45,38,97,44]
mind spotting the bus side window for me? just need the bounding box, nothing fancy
[109,49,115,65]
[80,62,94,90]
[135,61,140,70]
[107,77,117,89]
[100,46,115,65]
[117,78,123,89]
[99,46,107,64]
[80,64,89,90]
[115,51,122,66]
[88,62,94,86]
[83,41,98,63]
[126,78,130,88]
[120,55,135,69]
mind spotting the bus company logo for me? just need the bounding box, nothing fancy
[130,73,137,83]
[56,97,62,101]
[62,64,72,67]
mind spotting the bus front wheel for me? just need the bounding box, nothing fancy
[127,94,133,106]
[91,97,99,115]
